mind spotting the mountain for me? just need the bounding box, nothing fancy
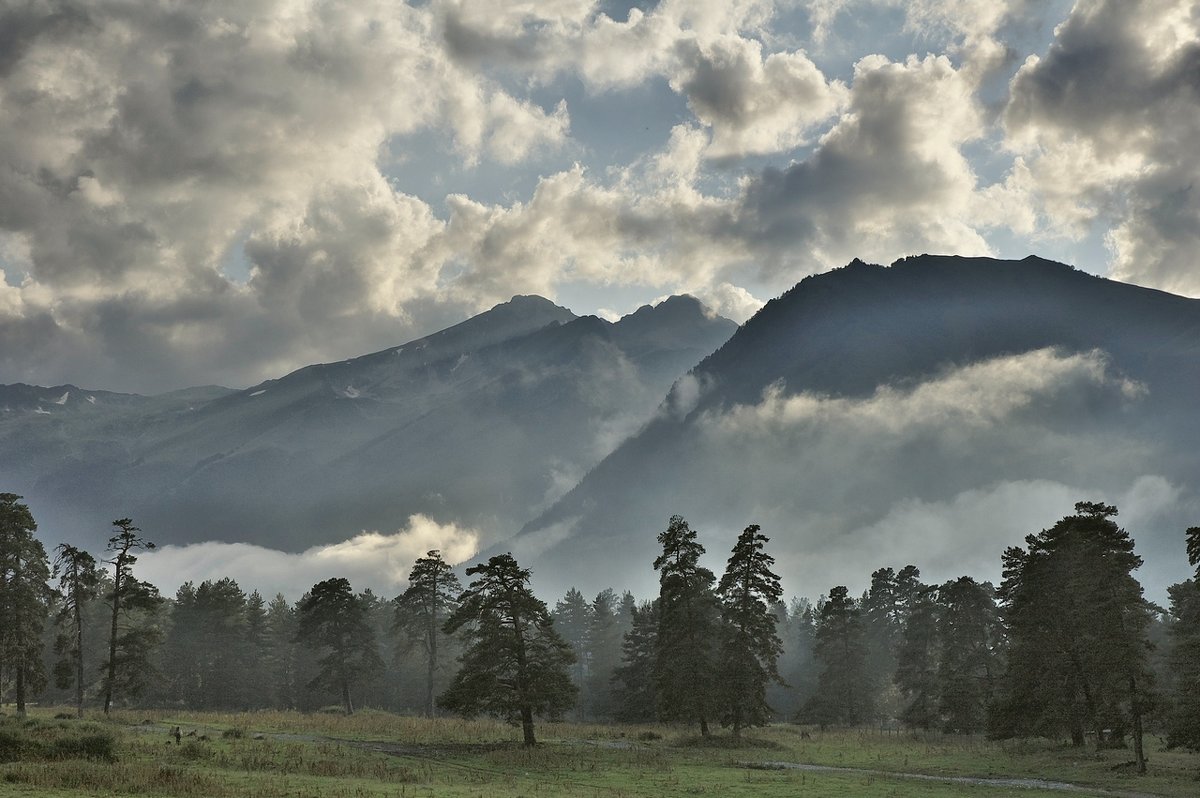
[504,256,1200,601]
[0,295,736,551]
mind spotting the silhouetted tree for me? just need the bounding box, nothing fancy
[936,577,1001,734]
[52,543,101,717]
[296,577,384,714]
[101,519,162,714]
[806,586,871,727]
[0,494,52,716]
[611,599,659,722]
[1165,527,1200,751]
[716,524,784,737]
[439,554,576,745]
[394,550,462,717]
[653,515,719,736]
[995,502,1153,772]
[862,564,923,720]
[895,584,940,729]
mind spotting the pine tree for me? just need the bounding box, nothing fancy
[101,518,162,714]
[242,591,270,709]
[780,598,818,718]
[439,554,576,745]
[894,584,940,730]
[0,494,52,716]
[806,586,871,727]
[265,593,299,709]
[394,550,462,717]
[52,543,101,717]
[1165,527,1200,751]
[296,577,384,714]
[936,577,1001,734]
[995,502,1154,771]
[716,524,784,737]
[552,588,592,721]
[653,515,719,736]
[611,599,659,722]
[584,588,627,719]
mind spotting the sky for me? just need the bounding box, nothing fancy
[1,0,1198,394]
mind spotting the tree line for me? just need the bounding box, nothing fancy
[2,492,1199,762]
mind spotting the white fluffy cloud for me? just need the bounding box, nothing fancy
[1,0,1197,392]
[1004,0,1200,294]
[137,514,479,599]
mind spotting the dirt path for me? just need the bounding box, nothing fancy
[745,760,1164,798]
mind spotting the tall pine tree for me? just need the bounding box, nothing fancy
[101,518,162,714]
[1165,527,1200,751]
[0,494,52,716]
[394,550,462,717]
[52,543,101,717]
[296,578,384,714]
[995,502,1154,771]
[653,515,719,736]
[716,524,784,737]
[611,599,659,722]
[439,554,576,745]
[552,588,592,721]
[806,586,871,727]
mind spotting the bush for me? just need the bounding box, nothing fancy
[0,718,117,764]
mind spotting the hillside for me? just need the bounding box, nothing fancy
[504,256,1200,599]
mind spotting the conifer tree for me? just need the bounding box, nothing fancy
[583,588,625,719]
[936,577,1001,734]
[439,554,576,745]
[394,550,462,717]
[265,593,299,709]
[0,494,52,716]
[1165,527,1200,751]
[101,518,162,714]
[806,586,871,727]
[296,577,383,714]
[716,524,784,737]
[553,587,592,720]
[611,599,659,722]
[242,590,270,709]
[995,502,1154,771]
[653,515,720,736]
[894,584,940,729]
[52,543,101,717]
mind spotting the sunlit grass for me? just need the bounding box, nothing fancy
[3,706,1198,797]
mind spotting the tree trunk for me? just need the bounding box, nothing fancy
[15,663,26,717]
[521,705,536,746]
[342,675,354,715]
[74,586,85,718]
[427,603,437,718]
[104,562,123,715]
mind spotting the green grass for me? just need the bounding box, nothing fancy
[1,707,1197,798]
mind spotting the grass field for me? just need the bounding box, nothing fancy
[1,707,1197,798]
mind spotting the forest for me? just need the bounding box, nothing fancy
[2,492,1199,773]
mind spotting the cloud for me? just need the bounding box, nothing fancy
[1003,0,1200,295]
[826,474,1187,598]
[137,514,479,599]
[706,347,1145,440]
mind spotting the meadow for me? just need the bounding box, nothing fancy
[1,707,1197,798]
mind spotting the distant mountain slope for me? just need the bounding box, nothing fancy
[505,256,1200,600]
[0,295,735,551]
